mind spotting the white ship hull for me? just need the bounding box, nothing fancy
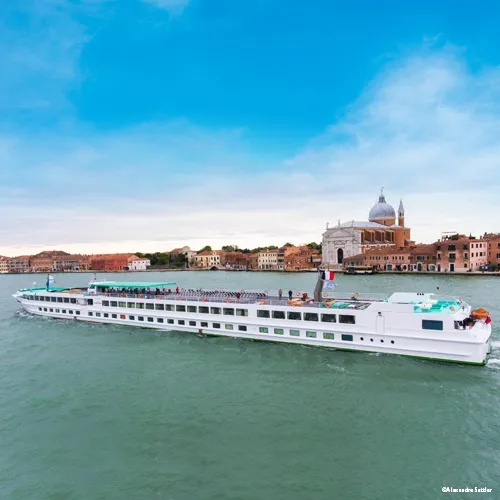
[13,287,492,366]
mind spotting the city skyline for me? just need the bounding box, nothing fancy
[2,1,500,256]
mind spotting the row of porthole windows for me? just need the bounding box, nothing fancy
[87,311,248,331]
[257,327,352,341]
[360,337,395,344]
[39,307,80,315]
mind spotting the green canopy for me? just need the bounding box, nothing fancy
[90,281,176,289]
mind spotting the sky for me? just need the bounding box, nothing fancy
[2,0,500,256]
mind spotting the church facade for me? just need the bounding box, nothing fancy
[322,190,413,269]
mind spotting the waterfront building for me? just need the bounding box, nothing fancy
[484,234,500,267]
[194,251,221,269]
[7,255,31,273]
[127,257,151,271]
[0,256,8,273]
[344,244,437,272]
[284,245,321,271]
[30,250,70,272]
[169,246,197,265]
[90,254,142,272]
[257,249,281,270]
[52,255,85,272]
[322,189,413,269]
[221,252,250,269]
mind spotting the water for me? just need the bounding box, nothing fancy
[1,271,499,500]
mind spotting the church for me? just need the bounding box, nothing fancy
[322,190,413,269]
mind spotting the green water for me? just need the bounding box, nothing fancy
[1,272,499,500]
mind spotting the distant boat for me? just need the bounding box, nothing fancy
[345,265,378,275]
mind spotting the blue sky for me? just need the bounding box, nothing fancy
[1,0,500,255]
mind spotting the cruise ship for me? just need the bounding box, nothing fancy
[13,272,492,365]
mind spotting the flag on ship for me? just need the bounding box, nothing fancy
[321,270,335,281]
[46,274,55,290]
[323,281,337,290]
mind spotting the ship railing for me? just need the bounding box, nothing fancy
[96,292,263,304]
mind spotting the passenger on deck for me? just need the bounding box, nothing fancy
[176,286,179,294]
[236,292,241,300]
[288,290,293,299]
[278,288,283,299]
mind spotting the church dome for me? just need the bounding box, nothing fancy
[369,191,396,221]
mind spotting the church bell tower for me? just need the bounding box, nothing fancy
[398,199,405,227]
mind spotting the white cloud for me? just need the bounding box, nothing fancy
[2,46,500,256]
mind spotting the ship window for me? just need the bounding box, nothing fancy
[257,310,270,318]
[341,334,353,341]
[211,307,221,315]
[136,303,144,309]
[272,311,286,319]
[339,315,355,324]
[422,319,443,331]
[225,324,234,330]
[259,327,269,333]
[287,311,301,320]
[102,300,109,306]
[103,313,108,318]
[63,298,69,303]
[57,297,63,303]
[110,301,117,307]
[76,311,80,315]
[165,304,174,311]
[70,298,76,304]
[199,306,209,314]
[176,305,186,312]
[138,316,144,322]
[321,314,337,323]
[189,320,196,326]
[274,328,284,335]
[167,319,174,324]
[148,317,154,322]
[223,308,234,316]
[68,310,73,314]
[306,331,317,338]
[38,307,42,311]
[146,303,154,310]
[304,313,318,322]
[51,297,56,302]
[238,325,247,331]
[119,302,126,308]
[213,323,221,329]
[112,314,117,319]
[155,304,164,310]
[187,305,197,313]
[323,332,335,340]
[44,308,48,311]
[236,309,248,317]
[129,315,135,320]
[120,315,126,320]
[157,318,164,323]
[290,329,300,336]
[391,340,394,344]
[201,322,208,327]
[40,296,45,301]
[49,308,53,312]
[62,309,67,314]
[88,312,93,316]
[178,320,185,325]
[127,302,135,308]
